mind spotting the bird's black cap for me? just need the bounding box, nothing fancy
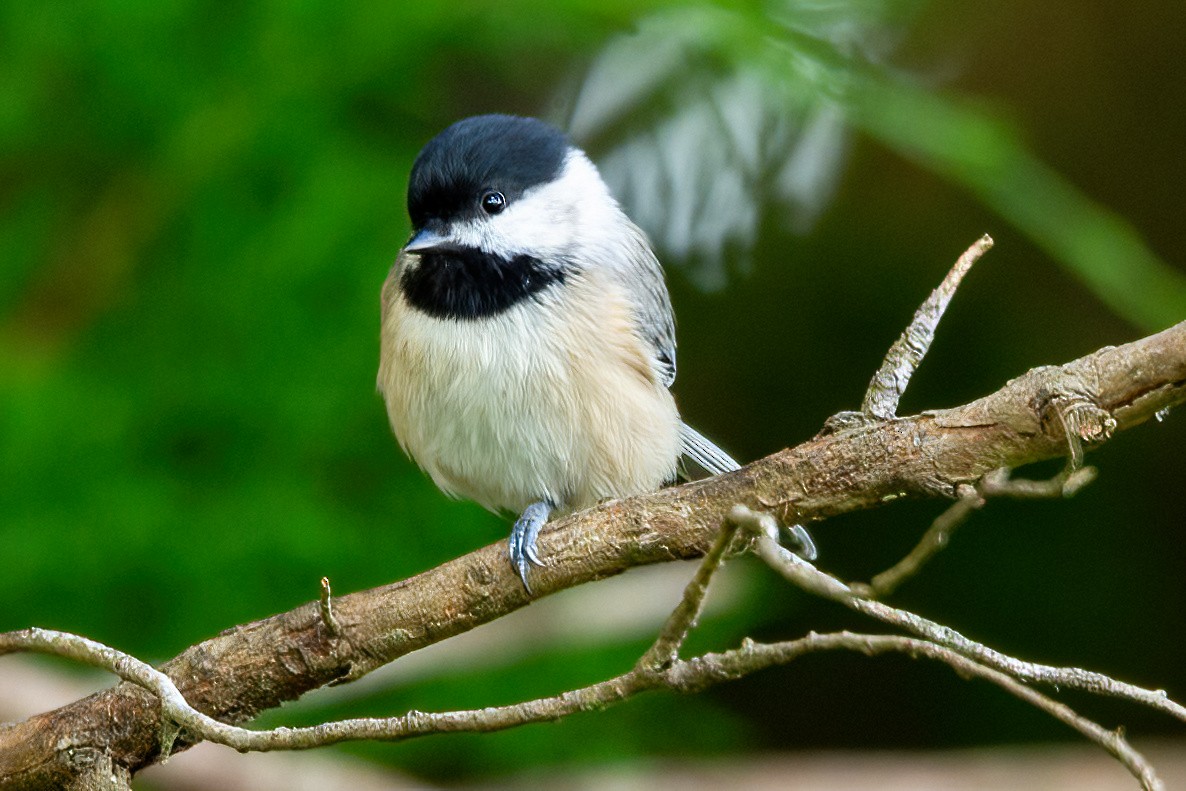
[407,115,571,229]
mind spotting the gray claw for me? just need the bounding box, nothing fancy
[785,524,819,561]
[508,500,553,591]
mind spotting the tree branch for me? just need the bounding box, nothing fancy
[2,307,1184,786]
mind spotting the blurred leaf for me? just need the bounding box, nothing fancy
[569,1,1186,328]
[848,78,1186,330]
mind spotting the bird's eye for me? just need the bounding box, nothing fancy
[480,190,506,215]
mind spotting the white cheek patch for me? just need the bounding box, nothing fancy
[438,196,560,257]
[488,190,574,257]
[467,151,622,260]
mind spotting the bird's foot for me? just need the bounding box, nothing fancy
[784,523,818,561]
[508,500,553,592]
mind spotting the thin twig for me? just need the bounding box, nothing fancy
[739,524,1170,790]
[741,525,1186,723]
[699,632,1163,791]
[0,629,237,750]
[637,517,740,670]
[319,577,341,637]
[854,483,984,598]
[833,635,1162,791]
[854,465,1099,598]
[0,622,1161,791]
[981,465,1098,499]
[862,235,993,419]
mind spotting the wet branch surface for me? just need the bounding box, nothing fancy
[2,242,1184,789]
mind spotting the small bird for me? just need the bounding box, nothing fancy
[378,114,776,590]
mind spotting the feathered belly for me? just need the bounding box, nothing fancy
[378,283,681,514]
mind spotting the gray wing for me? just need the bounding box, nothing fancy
[616,220,678,387]
[613,221,743,477]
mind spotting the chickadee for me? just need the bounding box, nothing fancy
[378,114,782,590]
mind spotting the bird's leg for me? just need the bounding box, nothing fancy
[508,499,553,592]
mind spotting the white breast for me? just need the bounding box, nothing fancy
[378,269,681,515]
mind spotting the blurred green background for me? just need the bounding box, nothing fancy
[2,0,1184,785]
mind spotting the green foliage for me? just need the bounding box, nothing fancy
[0,0,664,649]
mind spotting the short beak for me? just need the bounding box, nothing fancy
[404,226,456,255]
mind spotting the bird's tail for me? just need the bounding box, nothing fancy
[678,421,818,561]
[679,421,740,476]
